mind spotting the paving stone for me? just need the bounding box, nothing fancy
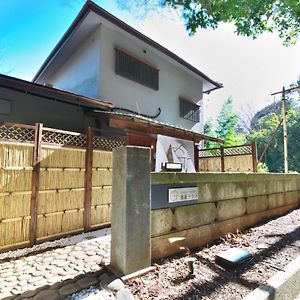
[10,287,22,295]
[41,252,53,257]
[46,276,63,284]
[44,273,57,279]
[66,256,78,263]
[34,257,44,263]
[86,251,97,256]
[76,276,99,289]
[1,262,11,269]
[58,283,81,296]
[25,256,37,262]
[33,289,62,300]
[5,280,18,287]
[54,248,68,254]
[63,246,73,252]
[17,280,28,287]
[6,276,18,282]
[20,284,36,292]
[33,270,49,277]
[115,288,135,300]
[14,265,30,272]
[14,260,28,267]
[45,265,58,272]
[28,276,44,285]
[57,269,69,276]
[24,267,37,275]
[50,260,69,267]
[74,246,84,251]
[1,271,15,278]
[73,252,87,260]
[84,256,101,263]
[36,265,47,271]
[96,250,106,256]
[43,257,54,263]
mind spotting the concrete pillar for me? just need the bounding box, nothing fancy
[111,146,151,275]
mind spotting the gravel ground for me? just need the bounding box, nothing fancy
[69,286,115,300]
[126,208,300,299]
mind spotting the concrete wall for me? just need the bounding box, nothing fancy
[48,28,100,99]
[151,173,300,259]
[0,87,96,132]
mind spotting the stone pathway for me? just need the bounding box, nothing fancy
[0,232,111,299]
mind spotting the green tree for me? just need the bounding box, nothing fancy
[248,105,300,173]
[204,97,245,148]
[248,112,283,172]
[247,76,300,172]
[216,97,246,146]
[117,0,300,45]
[203,120,217,149]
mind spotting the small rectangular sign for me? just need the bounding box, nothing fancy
[168,187,198,203]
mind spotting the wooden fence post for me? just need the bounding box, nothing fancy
[30,123,43,245]
[220,146,225,172]
[84,127,94,231]
[252,141,258,172]
[194,142,199,172]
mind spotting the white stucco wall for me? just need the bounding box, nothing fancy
[48,28,101,99]
[45,23,205,132]
[99,24,204,131]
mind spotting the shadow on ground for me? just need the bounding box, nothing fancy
[2,267,114,300]
[174,226,300,300]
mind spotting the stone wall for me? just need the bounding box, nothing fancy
[151,173,300,259]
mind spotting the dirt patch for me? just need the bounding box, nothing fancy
[126,208,300,299]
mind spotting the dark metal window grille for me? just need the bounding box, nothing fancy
[115,48,159,90]
[179,98,200,122]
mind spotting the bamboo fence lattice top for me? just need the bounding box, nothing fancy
[0,122,125,151]
[0,123,35,144]
[199,144,253,158]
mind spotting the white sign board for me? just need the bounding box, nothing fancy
[168,187,198,203]
[155,135,195,172]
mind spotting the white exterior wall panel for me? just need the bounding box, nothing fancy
[45,23,204,132]
[99,25,203,131]
[48,29,101,99]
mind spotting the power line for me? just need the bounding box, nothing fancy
[271,85,300,96]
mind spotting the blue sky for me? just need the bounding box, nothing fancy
[1,0,300,119]
[0,0,133,79]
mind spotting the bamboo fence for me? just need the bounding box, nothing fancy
[198,142,258,172]
[0,122,125,251]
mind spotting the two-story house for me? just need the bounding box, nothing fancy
[33,1,222,134]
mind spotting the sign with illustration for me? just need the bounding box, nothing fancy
[155,135,195,172]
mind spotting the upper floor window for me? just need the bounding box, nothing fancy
[115,48,159,91]
[179,98,200,122]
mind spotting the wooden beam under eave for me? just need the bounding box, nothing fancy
[109,116,223,144]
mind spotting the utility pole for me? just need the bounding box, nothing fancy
[271,85,300,174]
[282,87,288,173]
